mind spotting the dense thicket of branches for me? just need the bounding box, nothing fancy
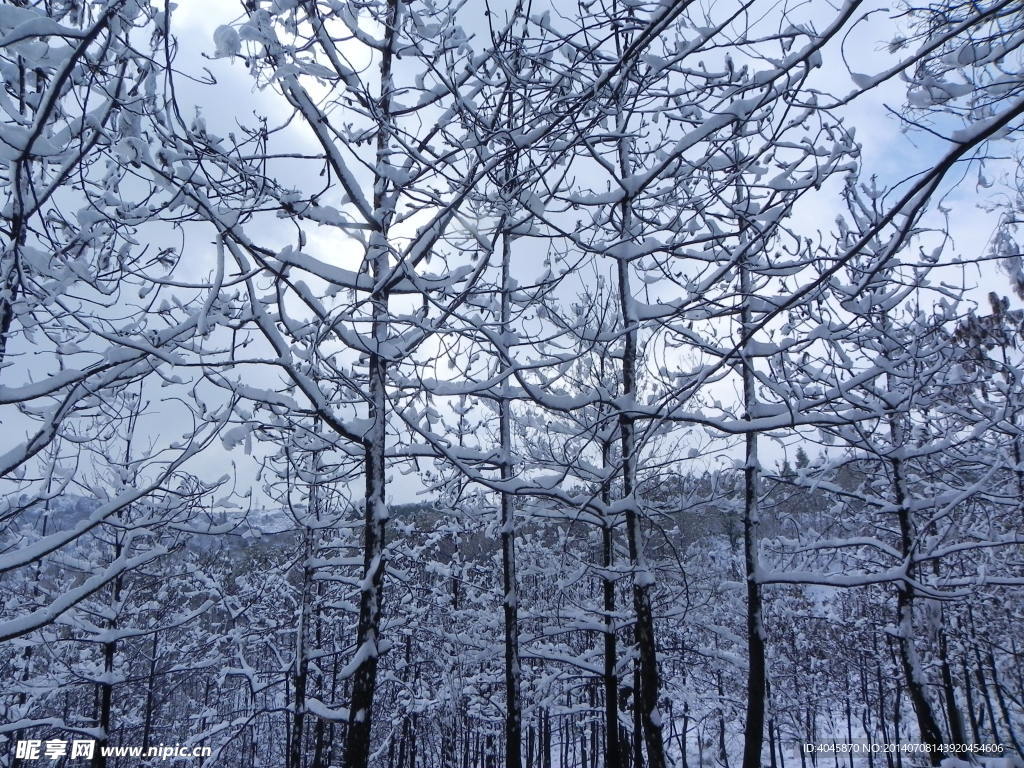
[1,1,1023,767]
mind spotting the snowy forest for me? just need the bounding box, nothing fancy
[1,0,1023,767]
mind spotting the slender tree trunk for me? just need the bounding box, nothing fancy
[1011,637,1024,713]
[616,163,666,768]
[845,693,853,768]
[311,557,328,768]
[877,314,943,763]
[857,655,874,768]
[290,528,314,768]
[986,644,1022,753]
[410,712,418,768]
[937,625,965,747]
[892,682,903,768]
[873,636,894,768]
[343,4,398,766]
[563,699,570,768]
[545,710,553,768]
[11,498,51,768]
[141,634,159,754]
[805,704,815,768]
[973,652,1000,744]
[601,437,622,768]
[92,545,123,768]
[680,698,690,768]
[633,660,645,768]
[583,711,590,768]
[606,23,666,763]
[197,678,212,768]
[717,665,729,768]
[739,241,766,768]
[92,636,116,768]
[312,717,326,768]
[500,230,523,768]
[960,653,981,746]
[890,453,943,765]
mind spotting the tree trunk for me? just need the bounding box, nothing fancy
[92,544,123,768]
[610,33,666,763]
[892,682,903,768]
[290,528,314,768]
[739,246,766,768]
[937,625,965,747]
[987,644,1022,753]
[602,437,622,768]
[141,634,159,754]
[500,231,523,768]
[617,198,666,768]
[342,3,399,767]
[960,653,981,746]
[717,666,729,768]
[890,454,944,765]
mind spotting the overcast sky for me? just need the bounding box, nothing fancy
[19,0,1013,511]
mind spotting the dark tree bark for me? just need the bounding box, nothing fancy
[343,4,399,766]
[891,458,944,766]
[141,634,159,754]
[601,435,622,768]
[961,654,981,746]
[739,245,766,768]
[92,546,123,768]
[937,625,966,747]
[616,139,666,768]
[499,230,523,768]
